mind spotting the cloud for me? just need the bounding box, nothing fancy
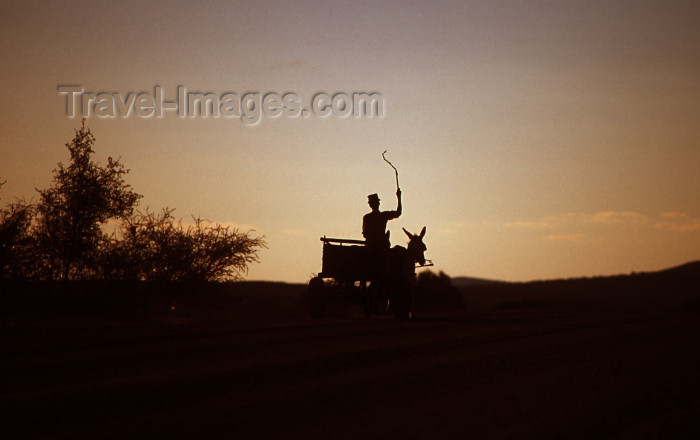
[505,214,575,229]
[660,211,689,219]
[506,210,700,234]
[654,213,700,232]
[583,211,647,225]
[506,211,647,229]
[545,233,587,243]
[505,219,555,229]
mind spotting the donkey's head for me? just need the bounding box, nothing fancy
[402,226,427,266]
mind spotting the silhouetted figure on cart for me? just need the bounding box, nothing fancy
[307,152,431,319]
[362,189,402,249]
[362,190,403,314]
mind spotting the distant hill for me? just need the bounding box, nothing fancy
[654,260,700,277]
[457,261,700,311]
[455,261,700,286]
[451,276,508,287]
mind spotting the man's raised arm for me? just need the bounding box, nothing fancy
[395,188,402,217]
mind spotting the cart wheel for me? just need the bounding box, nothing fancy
[307,277,327,318]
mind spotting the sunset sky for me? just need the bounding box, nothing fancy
[1,0,698,282]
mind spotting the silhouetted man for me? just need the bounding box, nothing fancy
[363,189,402,249]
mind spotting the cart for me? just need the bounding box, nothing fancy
[308,233,432,319]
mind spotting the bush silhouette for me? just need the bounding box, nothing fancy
[413,270,466,312]
[33,120,142,280]
[101,208,265,282]
[0,199,35,279]
[0,122,266,283]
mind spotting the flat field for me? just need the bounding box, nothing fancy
[2,276,699,439]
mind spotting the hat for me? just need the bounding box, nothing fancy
[368,193,380,202]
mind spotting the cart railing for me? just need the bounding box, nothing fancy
[319,236,433,276]
[320,236,366,246]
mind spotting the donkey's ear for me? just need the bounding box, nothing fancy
[403,227,413,239]
[419,226,426,238]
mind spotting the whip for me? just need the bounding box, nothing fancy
[382,150,400,191]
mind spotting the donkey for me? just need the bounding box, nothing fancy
[382,226,428,318]
[400,226,427,269]
[386,226,427,277]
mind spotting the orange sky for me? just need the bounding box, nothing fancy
[1,1,698,282]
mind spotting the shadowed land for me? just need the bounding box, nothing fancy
[1,262,699,438]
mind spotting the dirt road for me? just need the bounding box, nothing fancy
[2,305,699,439]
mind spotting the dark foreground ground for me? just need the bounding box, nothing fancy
[2,275,700,439]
